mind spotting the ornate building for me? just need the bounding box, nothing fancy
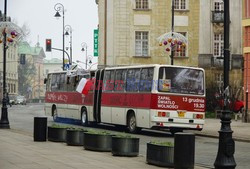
[18,42,46,101]
[0,11,19,100]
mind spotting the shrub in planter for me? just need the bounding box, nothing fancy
[66,128,87,146]
[146,141,174,167]
[84,130,113,152]
[48,124,69,142]
[112,134,140,157]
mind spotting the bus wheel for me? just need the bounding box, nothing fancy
[127,113,140,133]
[170,128,183,136]
[81,109,88,126]
[52,107,58,122]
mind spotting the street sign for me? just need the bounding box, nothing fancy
[93,29,99,57]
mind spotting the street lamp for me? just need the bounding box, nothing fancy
[54,3,65,70]
[214,0,236,168]
[64,25,72,65]
[0,0,23,128]
[81,42,88,69]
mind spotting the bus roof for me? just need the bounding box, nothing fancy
[104,64,204,71]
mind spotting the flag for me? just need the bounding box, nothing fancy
[76,78,93,95]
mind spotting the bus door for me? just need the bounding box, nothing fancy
[93,69,104,123]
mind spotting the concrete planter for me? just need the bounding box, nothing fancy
[48,126,67,142]
[112,136,139,157]
[66,129,86,146]
[146,142,174,167]
[84,132,112,152]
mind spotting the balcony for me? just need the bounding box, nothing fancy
[211,11,224,23]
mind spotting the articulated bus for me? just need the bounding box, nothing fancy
[44,64,205,134]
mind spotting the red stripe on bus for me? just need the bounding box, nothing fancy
[101,93,205,112]
[45,92,94,105]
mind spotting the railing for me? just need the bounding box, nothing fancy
[211,11,224,23]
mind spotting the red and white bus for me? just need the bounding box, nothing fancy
[45,64,205,134]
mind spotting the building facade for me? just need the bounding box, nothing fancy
[43,58,63,77]
[199,0,243,93]
[0,11,19,100]
[18,42,46,101]
[96,0,200,67]
[243,0,250,121]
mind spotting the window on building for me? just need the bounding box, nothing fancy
[174,0,186,10]
[214,34,224,57]
[135,0,148,9]
[135,31,149,57]
[246,0,250,18]
[174,32,187,57]
[214,1,224,11]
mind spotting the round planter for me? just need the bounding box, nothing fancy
[66,129,85,146]
[146,143,174,167]
[112,137,139,157]
[48,126,67,142]
[84,132,112,152]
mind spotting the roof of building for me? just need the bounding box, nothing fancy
[18,41,45,58]
[44,58,62,64]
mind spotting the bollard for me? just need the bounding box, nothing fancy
[33,117,47,141]
[174,133,195,169]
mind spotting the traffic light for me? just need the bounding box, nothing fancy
[20,54,25,64]
[46,39,52,52]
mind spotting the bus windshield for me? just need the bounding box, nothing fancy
[158,67,204,95]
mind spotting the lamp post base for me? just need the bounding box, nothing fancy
[0,107,10,129]
[214,110,236,169]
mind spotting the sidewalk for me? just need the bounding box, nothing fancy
[0,129,207,169]
[193,118,250,142]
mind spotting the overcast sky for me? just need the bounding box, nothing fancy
[0,0,98,68]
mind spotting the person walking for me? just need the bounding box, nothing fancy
[6,93,12,107]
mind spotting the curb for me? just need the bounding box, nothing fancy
[195,132,250,143]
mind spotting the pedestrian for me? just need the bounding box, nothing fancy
[6,93,12,107]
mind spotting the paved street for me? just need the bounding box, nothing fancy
[4,103,250,168]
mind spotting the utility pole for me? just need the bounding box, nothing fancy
[214,0,236,168]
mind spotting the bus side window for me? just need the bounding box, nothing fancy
[46,74,52,91]
[140,68,153,92]
[103,70,114,91]
[126,69,140,92]
[114,69,126,91]
[51,74,58,91]
[58,73,66,91]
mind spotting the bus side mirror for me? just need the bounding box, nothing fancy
[44,78,47,84]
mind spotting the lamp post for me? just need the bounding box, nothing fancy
[54,3,65,70]
[171,0,174,65]
[0,0,10,129]
[214,0,236,168]
[81,42,88,69]
[65,25,72,65]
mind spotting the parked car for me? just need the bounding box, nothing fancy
[9,95,16,105]
[15,95,27,105]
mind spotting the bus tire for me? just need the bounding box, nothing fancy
[127,113,140,133]
[52,106,58,122]
[81,108,88,126]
